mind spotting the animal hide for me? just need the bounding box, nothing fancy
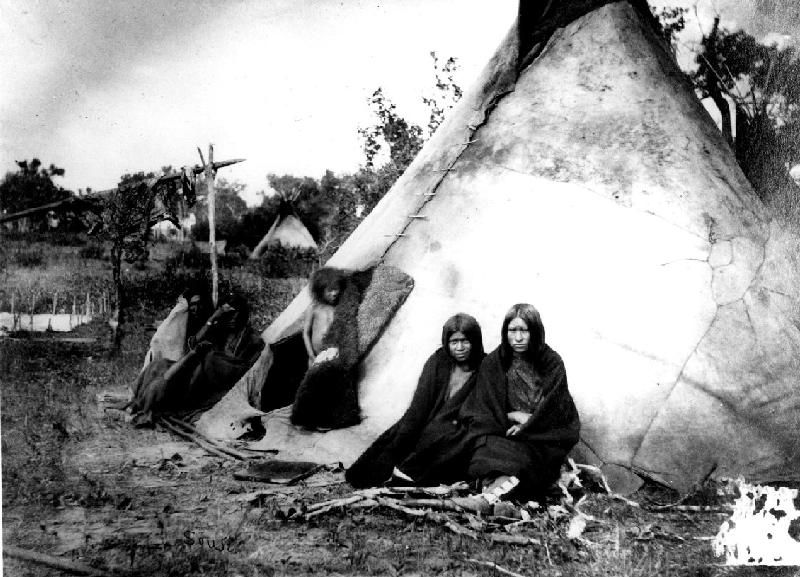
[276,265,413,430]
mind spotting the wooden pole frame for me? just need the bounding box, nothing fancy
[204,144,219,307]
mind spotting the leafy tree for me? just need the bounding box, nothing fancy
[230,205,276,251]
[303,54,466,261]
[692,17,800,208]
[650,6,688,53]
[191,178,250,243]
[99,167,193,352]
[0,158,71,216]
[266,173,329,242]
[193,178,248,222]
[422,52,464,137]
[358,88,425,171]
[243,54,465,264]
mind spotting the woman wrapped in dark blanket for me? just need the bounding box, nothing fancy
[346,313,485,487]
[456,303,580,509]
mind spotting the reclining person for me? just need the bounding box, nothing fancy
[131,293,264,425]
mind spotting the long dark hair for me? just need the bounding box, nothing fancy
[222,293,250,326]
[441,313,485,370]
[499,303,545,367]
[182,283,213,337]
[309,267,346,304]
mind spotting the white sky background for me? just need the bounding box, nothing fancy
[1,0,798,206]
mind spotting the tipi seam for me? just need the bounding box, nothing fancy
[374,88,518,265]
[630,304,720,467]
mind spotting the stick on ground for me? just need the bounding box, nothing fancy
[156,418,240,461]
[467,558,530,577]
[3,545,118,577]
[164,416,250,460]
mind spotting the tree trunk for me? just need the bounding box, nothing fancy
[709,90,733,147]
[110,243,125,355]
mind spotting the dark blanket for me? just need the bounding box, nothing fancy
[290,268,370,429]
[285,265,414,430]
[131,324,264,418]
[190,326,265,407]
[346,348,483,488]
[459,345,580,493]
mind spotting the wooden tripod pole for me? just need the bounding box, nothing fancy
[205,144,218,307]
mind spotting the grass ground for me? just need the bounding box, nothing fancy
[2,239,798,576]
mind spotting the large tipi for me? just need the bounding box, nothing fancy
[201,0,800,493]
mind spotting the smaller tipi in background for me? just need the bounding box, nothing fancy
[249,190,318,259]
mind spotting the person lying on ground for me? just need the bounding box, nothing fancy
[303,267,345,367]
[454,303,580,512]
[130,293,264,425]
[346,313,485,487]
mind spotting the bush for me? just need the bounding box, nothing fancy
[0,230,86,245]
[125,268,206,314]
[78,243,106,260]
[14,248,45,267]
[50,232,87,246]
[163,244,207,270]
[249,245,317,278]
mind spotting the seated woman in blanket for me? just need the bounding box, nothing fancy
[131,293,263,424]
[456,303,580,509]
[346,313,485,487]
[130,285,213,407]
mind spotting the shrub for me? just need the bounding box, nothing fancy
[78,243,106,260]
[14,248,45,267]
[163,244,207,270]
[249,245,317,278]
[50,232,87,246]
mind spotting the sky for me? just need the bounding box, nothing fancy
[1,0,798,206]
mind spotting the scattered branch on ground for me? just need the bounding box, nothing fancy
[300,485,543,546]
[3,545,121,577]
[466,557,530,577]
[164,416,251,460]
[156,417,243,461]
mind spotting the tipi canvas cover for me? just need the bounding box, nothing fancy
[201,0,800,492]
[250,212,318,259]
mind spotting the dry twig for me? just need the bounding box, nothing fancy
[156,418,239,461]
[396,498,464,512]
[164,416,251,460]
[376,498,539,546]
[377,498,477,539]
[466,558,529,577]
[304,495,366,518]
[3,545,119,577]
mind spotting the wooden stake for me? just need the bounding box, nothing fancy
[205,144,218,307]
[52,291,58,315]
